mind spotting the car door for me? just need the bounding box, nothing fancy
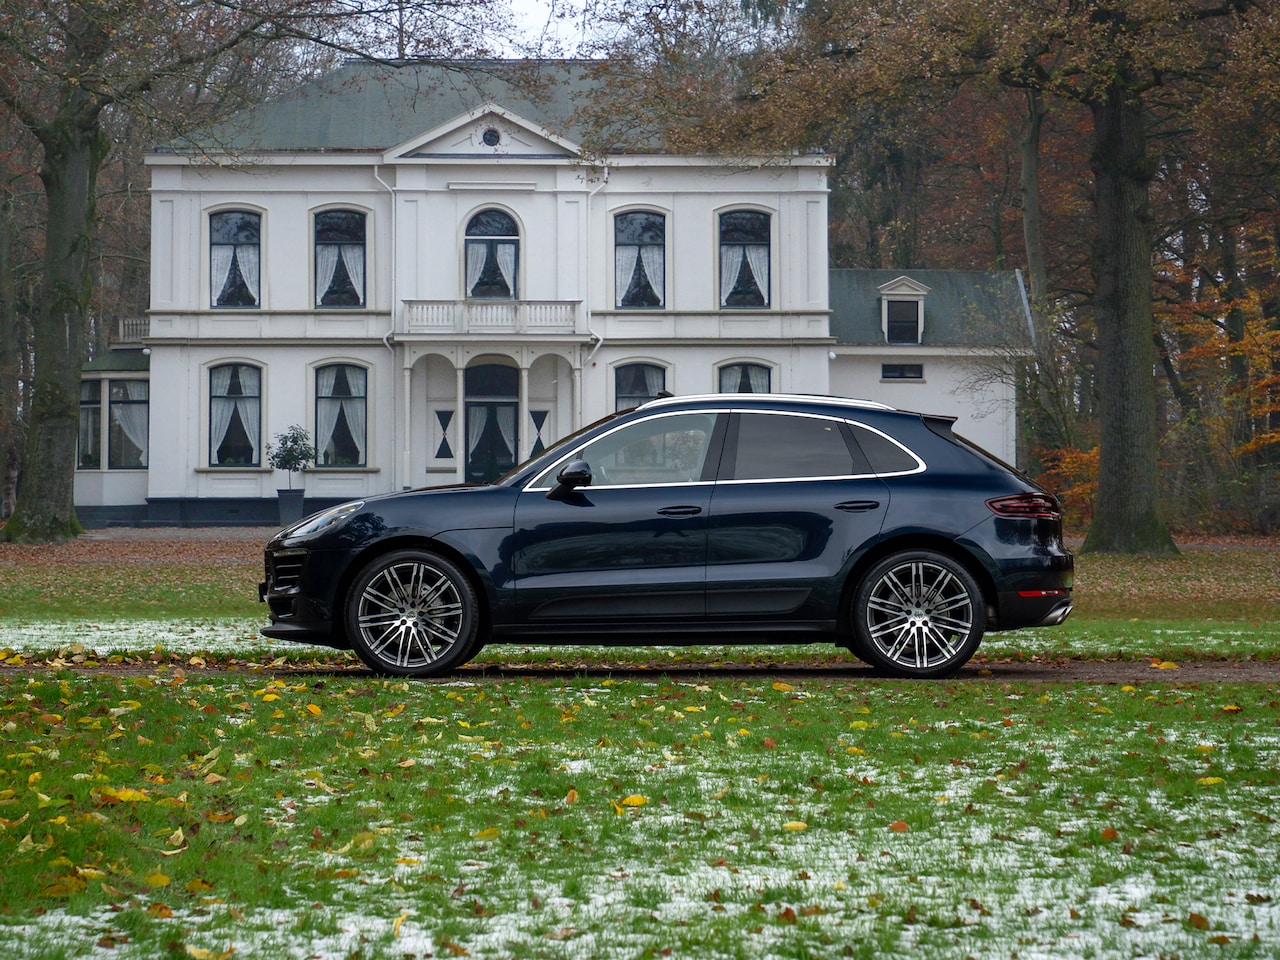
[509,411,724,626]
[705,410,893,623]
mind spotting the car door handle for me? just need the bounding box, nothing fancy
[657,505,703,517]
[835,500,881,512]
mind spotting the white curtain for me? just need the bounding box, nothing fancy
[747,364,770,394]
[720,246,742,305]
[643,364,664,399]
[615,245,639,305]
[465,242,487,296]
[236,245,260,304]
[209,366,235,464]
[640,245,664,305]
[496,406,516,459]
[340,244,364,304]
[315,245,340,305]
[343,366,367,463]
[467,407,487,458]
[236,366,261,460]
[743,245,769,303]
[315,366,341,462]
[111,382,149,466]
[211,246,235,305]
[495,241,516,297]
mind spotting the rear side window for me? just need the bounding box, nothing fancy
[848,423,922,475]
[727,413,861,480]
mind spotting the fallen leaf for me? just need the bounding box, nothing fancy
[783,821,808,831]
[620,794,648,807]
[1188,913,1210,930]
[889,820,909,833]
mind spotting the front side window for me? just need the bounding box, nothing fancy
[719,210,770,308]
[886,300,921,344]
[615,211,665,308]
[210,211,260,308]
[78,380,101,469]
[316,364,367,467]
[572,412,718,487]
[108,381,149,469]
[727,413,863,481]
[615,362,665,410]
[315,210,366,307]
[719,363,771,394]
[465,210,518,299]
[210,363,261,466]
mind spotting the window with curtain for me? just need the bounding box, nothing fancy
[78,380,101,469]
[615,362,665,410]
[209,363,261,466]
[210,211,260,308]
[615,211,665,308]
[465,210,519,299]
[315,210,366,307]
[718,210,770,308]
[718,363,771,394]
[315,364,367,467]
[108,381,149,469]
[885,300,922,343]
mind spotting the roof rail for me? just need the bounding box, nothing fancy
[638,393,895,411]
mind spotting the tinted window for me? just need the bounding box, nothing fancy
[728,413,856,480]
[556,413,717,487]
[849,423,920,475]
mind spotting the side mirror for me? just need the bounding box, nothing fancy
[548,459,591,499]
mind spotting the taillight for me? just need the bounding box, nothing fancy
[986,493,1061,520]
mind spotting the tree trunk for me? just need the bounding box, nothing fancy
[1081,83,1177,554]
[0,190,19,520]
[3,109,107,542]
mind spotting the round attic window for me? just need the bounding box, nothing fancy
[481,127,501,147]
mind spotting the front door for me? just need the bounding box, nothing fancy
[465,402,518,482]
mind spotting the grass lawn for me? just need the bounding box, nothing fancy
[1,537,1278,957]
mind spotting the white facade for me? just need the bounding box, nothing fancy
[74,68,1025,526]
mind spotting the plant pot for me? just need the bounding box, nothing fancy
[277,488,306,526]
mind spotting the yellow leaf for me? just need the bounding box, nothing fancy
[392,911,411,938]
[148,903,174,918]
[620,795,648,807]
[1152,660,1179,670]
[783,821,808,831]
[772,681,795,692]
[1221,704,1241,713]
[473,827,500,840]
[565,789,579,805]
[1196,777,1224,785]
[185,878,215,894]
[145,871,171,888]
[306,704,323,716]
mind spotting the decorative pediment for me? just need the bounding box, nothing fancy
[876,275,932,298]
[386,103,581,162]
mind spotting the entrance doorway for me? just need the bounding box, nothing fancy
[464,363,518,482]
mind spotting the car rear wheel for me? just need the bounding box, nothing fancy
[852,550,984,678]
[345,550,480,677]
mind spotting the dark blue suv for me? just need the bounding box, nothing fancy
[261,394,1073,678]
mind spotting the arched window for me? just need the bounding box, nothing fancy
[210,211,260,308]
[315,210,366,307]
[209,363,261,466]
[718,210,770,308]
[615,362,665,410]
[465,210,519,299]
[315,364,368,467]
[615,211,665,308]
[718,363,771,394]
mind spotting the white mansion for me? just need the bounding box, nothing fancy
[75,60,1028,526]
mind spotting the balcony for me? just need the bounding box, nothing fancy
[403,300,583,336]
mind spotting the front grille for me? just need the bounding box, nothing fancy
[266,549,307,593]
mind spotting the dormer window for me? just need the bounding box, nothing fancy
[878,276,930,344]
[886,300,921,344]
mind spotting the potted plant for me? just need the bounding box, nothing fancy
[267,424,315,525]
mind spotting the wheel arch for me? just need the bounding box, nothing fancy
[330,535,495,648]
[837,533,998,637]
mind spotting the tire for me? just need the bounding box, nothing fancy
[852,550,984,678]
[345,550,480,677]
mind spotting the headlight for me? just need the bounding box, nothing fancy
[280,500,365,540]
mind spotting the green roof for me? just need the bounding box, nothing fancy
[829,269,1032,347]
[172,60,610,155]
[83,349,150,373]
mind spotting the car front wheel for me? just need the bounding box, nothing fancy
[852,550,984,678]
[345,550,480,677]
